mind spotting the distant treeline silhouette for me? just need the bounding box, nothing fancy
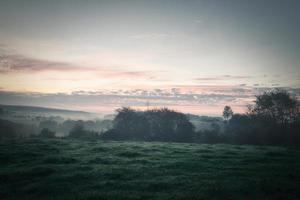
[0,117,112,139]
[0,119,38,139]
[223,89,300,145]
[0,89,299,145]
[101,107,195,142]
[101,89,300,145]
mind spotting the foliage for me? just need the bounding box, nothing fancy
[224,90,300,145]
[68,123,99,139]
[39,128,56,138]
[1,89,299,145]
[223,106,233,121]
[102,107,195,142]
[39,120,59,132]
[249,89,299,124]
[0,119,38,140]
[0,119,16,140]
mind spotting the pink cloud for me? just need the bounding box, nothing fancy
[0,54,90,72]
[0,53,159,80]
[1,86,299,115]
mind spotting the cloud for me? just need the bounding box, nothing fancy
[1,86,299,115]
[0,52,159,80]
[195,75,251,81]
[194,19,203,24]
[130,33,171,39]
[0,89,240,115]
[0,54,85,73]
[97,70,158,80]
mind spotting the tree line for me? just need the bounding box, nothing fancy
[101,89,300,145]
[101,107,195,142]
[222,89,300,145]
[1,89,299,145]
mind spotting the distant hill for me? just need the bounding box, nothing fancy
[0,104,89,115]
[0,104,101,120]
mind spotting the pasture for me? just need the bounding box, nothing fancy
[0,139,299,199]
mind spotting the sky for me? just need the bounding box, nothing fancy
[0,0,300,115]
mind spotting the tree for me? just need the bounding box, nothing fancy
[226,114,258,144]
[0,119,16,140]
[112,107,147,140]
[39,120,58,132]
[223,106,233,121]
[223,89,300,145]
[40,128,55,138]
[103,107,195,142]
[68,123,98,139]
[69,124,85,138]
[249,89,299,124]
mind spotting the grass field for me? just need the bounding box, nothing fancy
[0,139,300,200]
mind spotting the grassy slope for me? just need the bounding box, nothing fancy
[0,139,300,200]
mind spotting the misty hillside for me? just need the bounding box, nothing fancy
[0,104,223,131]
[0,104,100,120]
[0,104,89,114]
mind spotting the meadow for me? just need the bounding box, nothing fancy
[0,138,300,200]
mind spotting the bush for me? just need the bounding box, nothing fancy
[68,124,98,139]
[102,107,195,142]
[39,128,56,138]
[0,119,16,140]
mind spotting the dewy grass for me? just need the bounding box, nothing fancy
[0,138,300,200]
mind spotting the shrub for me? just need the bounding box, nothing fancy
[40,128,56,138]
[68,124,98,139]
